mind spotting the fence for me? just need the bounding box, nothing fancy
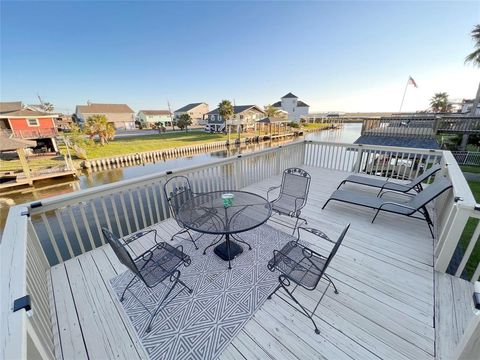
[361,116,480,138]
[452,151,480,166]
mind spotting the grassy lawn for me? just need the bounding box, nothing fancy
[302,123,332,130]
[458,180,480,279]
[460,165,480,174]
[81,131,233,158]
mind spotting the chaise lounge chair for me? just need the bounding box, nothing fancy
[322,177,452,237]
[336,164,441,194]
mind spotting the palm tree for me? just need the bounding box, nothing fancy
[430,92,452,113]
[176,113,192,132]
[84,114,116,145]
[42,102,54,112]
[465,24,480,116]
[218,100,234,142]
[264,104,279,118]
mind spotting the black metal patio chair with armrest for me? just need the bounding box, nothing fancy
[102,228,193,333]
[267,223,350,334]
[267,168,311,234]
[163,175,204,249]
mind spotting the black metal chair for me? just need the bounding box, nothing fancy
[267,168,311,234]
[102,228,193,333]
[267,223,350,334]
[163,176,202,249]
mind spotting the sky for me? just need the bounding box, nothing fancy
[1,1,479,113]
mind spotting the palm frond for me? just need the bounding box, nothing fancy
[465,49,480,67]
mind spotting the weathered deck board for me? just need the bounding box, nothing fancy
[435,272,475,360]
[48,167,474,360]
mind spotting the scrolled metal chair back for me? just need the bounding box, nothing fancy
[102,228,142,279]
[322,224,350,276]
[163,176,195,217]
[280,168,311,202]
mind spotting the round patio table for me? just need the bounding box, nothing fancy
[176,190,272,269]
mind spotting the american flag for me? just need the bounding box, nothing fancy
[408,76,418,88]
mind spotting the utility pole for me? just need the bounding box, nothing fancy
[167,101,175,131]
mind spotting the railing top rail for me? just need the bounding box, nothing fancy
[0,205,29,359]
[305,139,443,155]
[29,140,305,213]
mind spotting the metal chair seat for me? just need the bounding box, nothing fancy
[268,241,326,290]
[135,242,189,288]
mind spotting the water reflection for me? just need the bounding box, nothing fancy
[0,123,361,236]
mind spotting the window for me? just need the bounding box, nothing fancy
[27,119,39,126]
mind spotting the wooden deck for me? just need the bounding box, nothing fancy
[48,167,475,360]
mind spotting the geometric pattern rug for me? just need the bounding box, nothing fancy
[109,223,293,360]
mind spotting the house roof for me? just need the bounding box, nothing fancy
[257,117,290,124]
[281,92,298,99]
[206,105,264,115]
[174,102,206,113]
[354,135,440,149]
[272,99,309,107]
[139,110,171,116]
[0,136,37,151]
[2,109,56,118]
[0,101,23,114]
[76,103,134,114]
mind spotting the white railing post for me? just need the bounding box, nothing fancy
[233,156,243,189]
[354,145,364,173]
[275,147,281,175]
[435,203,471,273]
[301,141,307,166]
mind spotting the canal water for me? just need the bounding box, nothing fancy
[0,123,362,237]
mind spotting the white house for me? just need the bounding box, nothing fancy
[272,92,309,122]
[461,99,480,116]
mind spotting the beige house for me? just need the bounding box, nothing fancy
[75,103,135,130]
[174,102,209,126]
[205,105,265,132]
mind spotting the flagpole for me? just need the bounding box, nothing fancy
[399,77,410,112]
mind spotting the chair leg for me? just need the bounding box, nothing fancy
[372,209,381,223]
[277,277,320,334]
[337,181,346,190]
[172,228,199,250]
[186,230,199,250]
[267,283,282,300]
[120,275,139,302]
[145,270,187,333]
[323,274,339,294]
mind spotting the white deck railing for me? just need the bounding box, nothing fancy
[1,140,479,360]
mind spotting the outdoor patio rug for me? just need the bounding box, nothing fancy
[109,223,292,360]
